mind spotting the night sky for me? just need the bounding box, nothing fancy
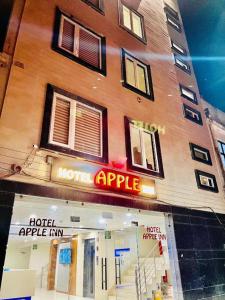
[178,0,225,112]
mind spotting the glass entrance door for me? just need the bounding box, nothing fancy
[83,238,95,298]
[113,225,140,300]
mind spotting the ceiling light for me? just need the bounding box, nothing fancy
[99,218,106,224]
[51,205,58,211]
[126,213,132,217]
[92,86,97,89]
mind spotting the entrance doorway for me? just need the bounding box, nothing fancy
[1,195,176,300]
[83,239,95,298]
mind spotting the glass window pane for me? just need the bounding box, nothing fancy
[221,155,225,167]
[126,58,136,87]
[136,65,147,93]
[182,87,194,100]
[218,142,223,153]
[123,5,131,30]
[222,143,225,153]
[130,125,143,166]
[143,131,155,170]
[194,148,208,161]
[132,12,143,38]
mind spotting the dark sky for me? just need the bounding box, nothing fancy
[178,0,225,112]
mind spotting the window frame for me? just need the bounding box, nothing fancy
[81,0,104,14]
[119,1,147,43]
[180,84,198,104]
[218,140,225,169]
[40,84,108,163]
[164,4,179,20]
[190,143,212,165]
[195,170,218,193]
[183,104,203,125]
[121,49,154,100]
[52,7,106,76]
[174,55,191,74]
[124,117,164,178]
[166,14,182,32]
[171,40,187,56]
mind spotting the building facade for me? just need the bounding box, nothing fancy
[0,0,225,300]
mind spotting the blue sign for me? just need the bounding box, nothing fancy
[3,297,31,300]
[115,248,130,257]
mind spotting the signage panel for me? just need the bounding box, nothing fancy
[51,158,156,198]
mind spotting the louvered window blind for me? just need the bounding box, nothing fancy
[50,93,102,157]
[59,15,101,69]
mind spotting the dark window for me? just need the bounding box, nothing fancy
[190,143,212,165]
[52,8,106,75]
[0,0,14,52]
[183,104,203,125]
[119,1,146,43]
[171,40,187,55]
[164,4,179,20]
[180,84,198,104]
[124,117,164,178]
[218,141,225,169]
[166,14,181,32]
[81,0,104,13]
[121,49,154,100]
[40,84,108,163]
[195,170,218,193]
[174,55,191,74]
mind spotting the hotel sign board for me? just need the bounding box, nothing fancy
[51,158,156,198]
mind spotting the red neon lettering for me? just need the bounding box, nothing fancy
[94,169,141,195]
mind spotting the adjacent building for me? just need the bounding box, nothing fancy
[0,1,225,300]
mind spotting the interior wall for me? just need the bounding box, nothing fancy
[29,242,50,288]
[4,244,31,269]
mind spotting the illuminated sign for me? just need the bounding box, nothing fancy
[51,158,156,198]
[94,168,141,194]
[57,167,93,184]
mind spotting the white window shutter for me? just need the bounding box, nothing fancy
[78,28,100,68]
[61,18,75,52]
[52,97,70,146]
[74,103,102,157]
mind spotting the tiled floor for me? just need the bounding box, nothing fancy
[33,289,93,300]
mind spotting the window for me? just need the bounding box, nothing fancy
[119,2,146,42]
[164,4,179,20]
[190,143,212,165]
[166,14,181,32]
[180,84,198,104]
[52,8,106,75]
[0,0,14,51]
[40,84,108,163]
[81,0,104,13]
[124,117,164,178]
[183,104,203,125]
[122,49,154,100]
[195,170,218,193]
[174,55,191,74]
[171,40,187,55]
[218,141,225,169]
